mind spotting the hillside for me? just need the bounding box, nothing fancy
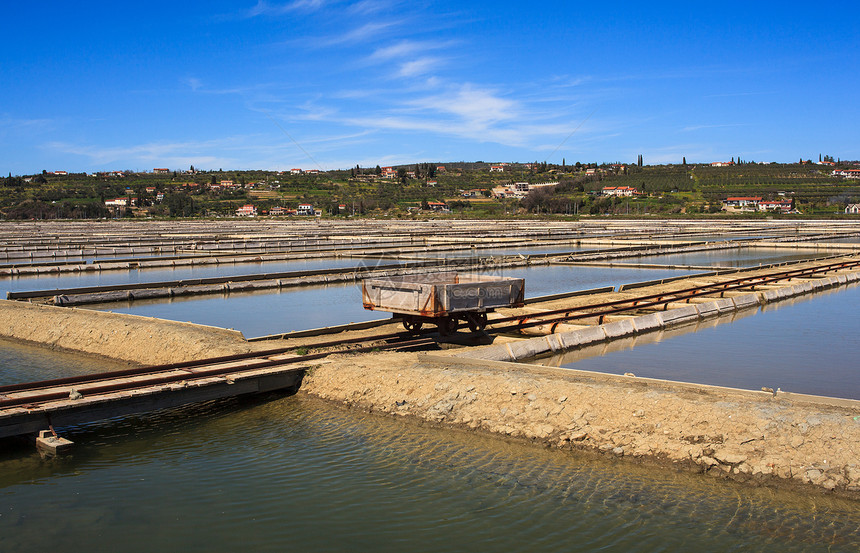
[1,161,858,219]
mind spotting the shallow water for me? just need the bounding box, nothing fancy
[815,236,860,244]
[0,338,130,386]
[1,391,858,553]
[410,244,587,258]
[90,265,693,337]
[531,283,860,399]
[635,247,824,267]
[0,256,397,298]
[2,251,860,551]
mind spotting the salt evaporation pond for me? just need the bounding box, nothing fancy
[0,244,585,298]
[635,247,823,267]
[0,369,858,552]
[410,244,587,258]
[531,283,860,400]
[0,256,398,298]
[90,265,694,337]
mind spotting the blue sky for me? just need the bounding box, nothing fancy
[2,1,858,175]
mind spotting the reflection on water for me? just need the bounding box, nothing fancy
[531,284,860,400]
[1,393,858,553]
[0,337,131,386]
[407,245,588,259]
[0,256,397,298]
[89,265,693,337]
[816,236,860,244]
[636,247,822,268]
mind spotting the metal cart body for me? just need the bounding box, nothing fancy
[362,272,525,334]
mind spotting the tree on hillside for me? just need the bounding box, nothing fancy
[166,193,197,217]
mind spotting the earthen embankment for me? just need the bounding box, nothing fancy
[301,351,860,499]
[0,300,251,365]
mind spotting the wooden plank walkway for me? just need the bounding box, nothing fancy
[0,359,305,440]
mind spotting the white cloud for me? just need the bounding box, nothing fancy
[398,57,443,77]
[348,0,398,15]
[247,0,326,17]
[0,116,55,133]
[45,138,256,167]
[368,39,455,62]
[409,84,517,126]
[370,41,424,61]
[322,21,402,45]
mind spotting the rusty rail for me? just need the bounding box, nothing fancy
[486,258,860,333]
[0,336,434,409]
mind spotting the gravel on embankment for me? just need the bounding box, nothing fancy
[302,350,860,500]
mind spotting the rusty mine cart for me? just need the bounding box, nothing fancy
[362,272,525,335]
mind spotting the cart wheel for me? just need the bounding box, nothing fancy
[466,312,488,332]
[402,319,423,333]
[438,316,459,336]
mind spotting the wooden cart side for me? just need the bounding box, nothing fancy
[440,278,525,313]
[362,279,446,316]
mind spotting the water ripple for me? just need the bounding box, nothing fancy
[2,394,859,552]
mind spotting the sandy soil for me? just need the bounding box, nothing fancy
[0,300,252,365]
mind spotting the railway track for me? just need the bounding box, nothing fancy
[450,257,860,334]
[0,333,434,411]
[2,256,856,418]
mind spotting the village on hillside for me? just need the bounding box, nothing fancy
[2,157,860,220]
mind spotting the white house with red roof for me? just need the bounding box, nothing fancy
[722,197,762,211]
[235,204,257,216]
[758,200,793,212]
[601,186,640,197]
[833,169,860,179]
